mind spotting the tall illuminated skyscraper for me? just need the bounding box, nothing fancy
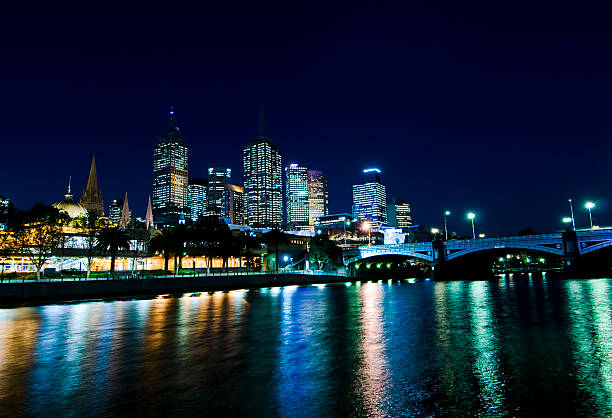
[352,168,387,224]
[222,184,245,225]
[152,106,189,227]
[307,169,328,230]
[188,178,208,222]
[207,167,231,215]
[285,163,309,230]
[242,107,282,229]
[387,197,412,228]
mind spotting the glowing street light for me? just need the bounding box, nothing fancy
[568,199,576,231]
[562,217,573,226]
[362,221,371,245]
[467,212,476,239]
[431,227,440,239]
[585,202,595,229]
[443,210,451,241]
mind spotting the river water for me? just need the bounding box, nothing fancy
[1,278,611,416]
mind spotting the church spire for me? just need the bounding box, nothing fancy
[119,192,130,228]
[80,154,105,217]
[145,195,154,230]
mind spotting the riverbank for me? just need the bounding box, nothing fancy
[0,273,354,306]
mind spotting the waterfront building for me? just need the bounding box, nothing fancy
[53,179,89,219]
[188,178,208,222]
[308,169,328,230]
[242,109,282,229]
[352,168,387,224]
[387,197,412,229]
[108,199,122,224]
[152,106,189,227]
[314,213,354,236]
[222,184,245,225]
[80,155,104,217]
[285,163,310,230]
[207,167,231,215]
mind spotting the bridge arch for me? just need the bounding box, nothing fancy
[579,239,612,255]
[447,243,564,261]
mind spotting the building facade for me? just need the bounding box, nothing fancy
[243,137,282,229]
[285,163,310,231]
[222,184,245,225]
[108,199,123,224]
[188,178,208,222]
[207,167,231,215]
[307,169,328,230]
[352,168,387,224]
[152,106,189,227]
[387,197,412,229]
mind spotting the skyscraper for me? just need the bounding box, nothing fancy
[308,169,328,230]
[207,167,231,215]
[80,155,104,217]
[152,106,189,227]
[242,107,282,229]
[285,163,309,230]
[352,168,387,224]
[387,197,412,228]
[188,178,208,222]
[108,199,123,224]
[222,184,245,225]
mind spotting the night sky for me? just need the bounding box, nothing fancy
[1,4,611,236]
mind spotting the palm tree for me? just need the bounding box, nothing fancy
[148,230,175,273]
[263,229,289,272]
[97,227,130,275]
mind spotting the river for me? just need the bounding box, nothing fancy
[1,277,611,416]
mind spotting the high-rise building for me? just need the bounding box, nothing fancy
[387,197,412,229]
[285,163,310,230]
[108,199,123,224]
[242,108,282,229]
[152,106,189,227]
[80,155,104,217]
[207,167,231,215]
[308,169,328,230]
[352,168,387,224]
[222,184,245,225]
[188,178,208,222]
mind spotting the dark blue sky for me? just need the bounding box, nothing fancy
[1,4,611,235]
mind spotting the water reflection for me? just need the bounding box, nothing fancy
[0,280,612,415]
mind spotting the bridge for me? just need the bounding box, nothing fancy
[343,229,612,267]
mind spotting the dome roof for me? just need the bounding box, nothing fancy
[53,197,89,219]
[53,180,88,219]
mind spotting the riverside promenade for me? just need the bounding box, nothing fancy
[0,271,351,305]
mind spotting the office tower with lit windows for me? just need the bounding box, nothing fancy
[222,184,245,225]
[307,169,328,230]
[387,197,412,229]
[352,168,387,224]
[108,199,123,224]
[207,167,231,215]
[188,178,208,222]
[242,108,282,229]
[285,163,310,230]
[152,106,189,227]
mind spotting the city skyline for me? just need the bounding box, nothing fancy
[1,6,612,235]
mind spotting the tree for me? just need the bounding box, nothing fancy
[308,234,340,270]
[16,204,66,280]
[148,229,175,272]
[74,214,101,278]
[97,227,130,274]
[193,216,231,273]
[0,231,15,279]
[263,229,289,272]
[240,233,262,271]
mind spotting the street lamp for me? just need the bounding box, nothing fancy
[562,217,573,229]
[362,221,371,245]
[467,212,476,239]
[568,199,576,231]
[431,227,440,240]
[444,210,451,241]
[585,202,595,229]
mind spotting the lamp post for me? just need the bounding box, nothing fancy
[362,221,371,245]
[585,202,595,229]
[568,199,576,231]
[443,210,450,241]
[431,227,440,240]
[467,212,476,239]
[562,217,573,230]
